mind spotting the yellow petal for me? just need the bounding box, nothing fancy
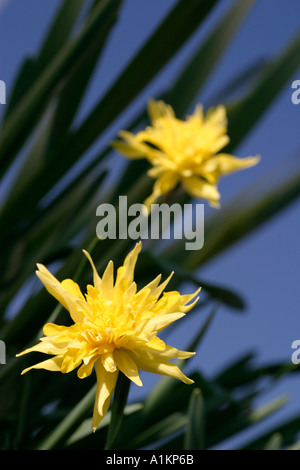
[151,290,183,315]
[61,347,86,374]
[132,351,194,385]
[148,99,175,122]
[151,272,173,300]
[153,171,179,195]
[189,104,204,126]
[16,341,66,357]
[61,279,85,300]
[77,356,98,379]
[205,105,227,128]
[50,283,85,323]
[114,349,143,386]
[36,266,85,323]
[82,250,101,291]
[36,265,69,311]
[214,153,260,175]
[141,312,186,334]
[92,359,118,431]
[43,323,71,336]
[183,176,220,207]
[144,171,179,212]
[111,139,144,159]
[158,344,195,360]
[146,336,166,351]
[101,260,114,301]
[101,352,117,373]
[43,322,82,343]
[115,242,142,294]
[21,356,64,375]
[179,288,201,313]
[112,131,161,161]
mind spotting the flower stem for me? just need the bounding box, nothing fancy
[104,372,131,450]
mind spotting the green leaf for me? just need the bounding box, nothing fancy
[127,413,188,450]
[207,395,289,448]
[241,415,300,450]
[2,13,116,213]
[0,0,122,176]
[52,0,220,171]
[225,29,300,152]
[207,56,267,105]
[184,389,205,450]
[165,0,255,116]
[287,440,300,450]
[2,0,86,123]
[0,168,107,318]
[65,403,143,448]
[35,0,86,74]
[36,383,97,450]
[263,433,283,450]
[216,354,300,390]
[2,58,36,123]
[105,373,131,450]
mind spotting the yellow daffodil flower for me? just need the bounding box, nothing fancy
[17,242,199,431]
[113,100,260,211]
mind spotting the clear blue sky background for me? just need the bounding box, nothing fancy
[1,0,300,449]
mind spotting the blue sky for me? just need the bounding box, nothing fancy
[1,0,300,449]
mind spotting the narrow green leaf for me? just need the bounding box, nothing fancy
[249,396,289,424]
[216,359,300,390]
[128,413,188,450]
[264,433,283,450]
[207,56,267,105]
[184,389,205,450]
[0,169,107,319]
[104,373,131,450]
[54,0,220,169]
[66,403,143,448]
[202,394,288,449]
[2,58,36,123]
[0,0,121,175]
[165,0,255,116]
[226,30,300,152]
[0,1,122,222]
[287,441,300,450]
[36,384,97,450]
[241,415,300,450]
[45,0,123,153]
[35,0,86,74]
[2,0,86,122]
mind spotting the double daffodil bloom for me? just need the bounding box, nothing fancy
[17,242,199,431]
[113,100,260,211]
